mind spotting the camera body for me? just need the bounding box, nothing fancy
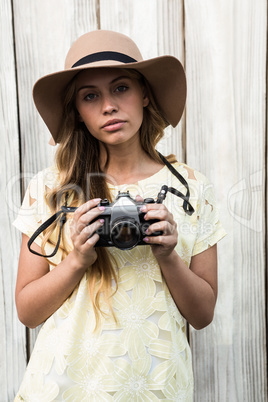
[93,191,161,249]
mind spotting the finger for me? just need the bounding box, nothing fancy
[143,234,177,249]
[79,232,100,252]
[78,205,105,227]
[73,233,99,263]
[74,198,101,220]
[137,196,170,225]
[135,194,144,202]
[141,203,167,214]
[85,232,100,247]
[143,208,171,223]
[143,234,164,245]
[145,221,176,236]
[70,207,104,238]
[75,219,104,246]
[71,205,105,236]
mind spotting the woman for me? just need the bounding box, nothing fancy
[14,30,226,401]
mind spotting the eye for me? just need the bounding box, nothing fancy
[115,85,128,93]
[84,93,98,101]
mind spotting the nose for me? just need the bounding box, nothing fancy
[102,94,118,115]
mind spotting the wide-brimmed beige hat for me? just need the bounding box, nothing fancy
[33,30,186,143]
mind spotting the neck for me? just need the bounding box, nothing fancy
[99,142,163,185]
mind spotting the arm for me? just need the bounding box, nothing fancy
[15,198,105,328]
[154,246,217,330]
[142,203,217,330]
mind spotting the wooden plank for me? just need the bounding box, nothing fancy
[0,0,26,400]
[99,0,185,161]
[12,0,99,354]
[184,1,267,400]
[12,0,100,176]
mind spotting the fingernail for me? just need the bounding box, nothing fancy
[99,206,105,211]
[141,206,147,212]
[145,229,149,234]
[143,237,149,242]
[99,219,105,224]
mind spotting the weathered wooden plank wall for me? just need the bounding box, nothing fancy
[0,0,26,400]
[185,1,267,401]
[1,0,267,401]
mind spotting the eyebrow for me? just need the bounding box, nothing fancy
[76,75,131,92]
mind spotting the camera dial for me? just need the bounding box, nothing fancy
[100,199,110,206]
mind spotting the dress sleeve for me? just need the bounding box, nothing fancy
[192,171,226,256]
[13,172,48,248]
[12,167,65,265]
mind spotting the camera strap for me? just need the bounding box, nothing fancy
[157,152,194,215]
[27,195,69,258]
[27,209,67,257]
[27,153,194,257]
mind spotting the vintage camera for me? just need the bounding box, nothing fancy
[92,191,161,250]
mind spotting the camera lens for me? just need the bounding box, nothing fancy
[110,220,140,249]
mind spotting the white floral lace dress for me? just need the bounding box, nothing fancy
[13,162,226,401]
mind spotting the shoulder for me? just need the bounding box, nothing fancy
[32,165,60,186]
[169,162,218,212]
[22,165,60,210]
[169,162,212,195]
[155,160,214,202]
[171,162,208,183]
[13,166,60,235]
[28,165,60,194]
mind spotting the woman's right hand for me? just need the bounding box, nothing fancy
[70,198,105,268]
[15,198,105,328]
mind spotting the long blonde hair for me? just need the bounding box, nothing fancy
[42,69,170,327]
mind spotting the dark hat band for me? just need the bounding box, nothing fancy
[72,51,138,68]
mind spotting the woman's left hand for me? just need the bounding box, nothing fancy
[137,196,178,259]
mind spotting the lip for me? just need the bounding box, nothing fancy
[101,119,126,131]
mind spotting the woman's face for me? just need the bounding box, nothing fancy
[75,68,149,148]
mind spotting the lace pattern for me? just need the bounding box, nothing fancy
[13,162,226,401]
